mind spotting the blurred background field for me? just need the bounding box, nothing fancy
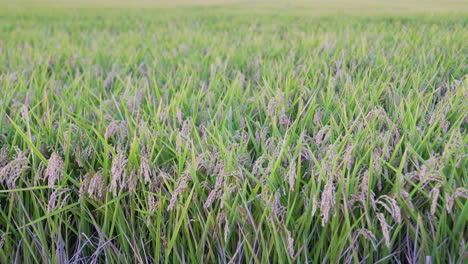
[2,0,468,14]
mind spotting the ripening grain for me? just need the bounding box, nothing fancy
[0,1,467,263]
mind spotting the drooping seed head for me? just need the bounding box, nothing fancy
[88,170,105,200]
[139,149,152,184]
[45,152,65,187]
[429,184,441,215]
[0,147,29,188]
[287,160,296,192]
[377,213,392,248]
[285,229,295,259]
[320,177,336,226]
[110,151,128,195]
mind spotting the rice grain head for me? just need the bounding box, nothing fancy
[45,152,65,187]
[168,174,192,211]
[377,213,392,248]
[313,110,323,126]
[139,150,152,184]
[376,195,401,223]
[430,184,441,215]
[355,229,377,242]
[454,187,468,199]
[287,160,297,192]
[267,97,278,118]
[88,170,105,200]
[105,120,127,140]
[0,147,29,188]
[320,177,336,226]
[110,151,128,195]
[285,229,295,259]
[47,188,70,213]
[146,193,157,226]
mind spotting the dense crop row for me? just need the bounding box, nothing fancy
[0,4,467,263]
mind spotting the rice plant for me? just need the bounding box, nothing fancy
[0,1,467,263]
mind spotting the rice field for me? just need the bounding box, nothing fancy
[0,0,467,263]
